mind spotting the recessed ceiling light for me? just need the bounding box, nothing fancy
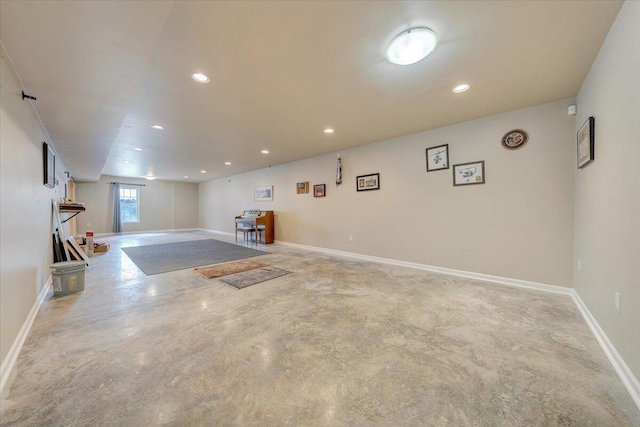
[261,150,269,154]
[150,125,164,130]
[144,175,157,181]
[453,84,470,93]
[184,176,189,179]
[324,128,334,134]
[192,73,210,83]
[224,162,231,165]
[123,160,131,164]
[133,147,143,151]
[200,170,207,173]
[386,27,437,66]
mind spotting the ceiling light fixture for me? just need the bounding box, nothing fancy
[150,125,164,130]
[192,73,210,83]
[144,175,157,181]
[123,160,131,164]
[184,176,189,179]
[224,162,231,165]
[200,170,207,173]
[133,147,143,151]
[453,84,470,93]
[386,27,437,65]
[324,128,334,134]
[261,150,269,154]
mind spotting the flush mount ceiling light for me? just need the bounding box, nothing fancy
[150,125,164,130]
[200,170,207,173]
[324,128,334,134]
[184,176,189,179]
[386,27,437,65]
[453,84,470,93]
[261,150,269,154]
[133,147,143,151]
[123,160,131,164]
[224,162,231,165]
[144,175,157,181]
[192,73,210,83]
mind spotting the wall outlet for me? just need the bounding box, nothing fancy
[577,259,581,271]
[349,235,353,242]
[615,292,621,313]
[87,222,91,227]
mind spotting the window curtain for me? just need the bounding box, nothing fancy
[113,182,122,233]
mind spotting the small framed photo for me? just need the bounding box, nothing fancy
[356,173,380,192]
[254,186,273,201]
[577,116,595,169]
[426,144,449,172]
[313,184,326,197]
[453,161,485,186]
[296,182,309,194]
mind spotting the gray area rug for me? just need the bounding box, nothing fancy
[219,267,291,289]
[121,239,267,275]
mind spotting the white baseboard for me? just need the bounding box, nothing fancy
[571,290,640,409]
[93,228,200,238]
[274,239,573,295]
[201,229,234,237]
[0,275,51,393]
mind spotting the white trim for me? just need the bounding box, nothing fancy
[200,229,234,237]
[93,228,200,238]
[274,239,573,295]
[0,276,51,393]
[571,290,640,409]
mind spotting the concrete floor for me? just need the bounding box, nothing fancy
[1,231,638,426]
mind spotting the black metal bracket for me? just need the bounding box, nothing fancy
[61,212,80,223]
[22,91,36,101]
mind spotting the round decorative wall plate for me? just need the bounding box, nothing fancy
[501,129,529,150]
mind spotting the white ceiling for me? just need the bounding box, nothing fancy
[1,1,622,183]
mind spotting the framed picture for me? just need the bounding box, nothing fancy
[426,144,449,171]
[577,116,595,169]
[356,173,380,192]
[313,184,326,197]
[453,161,485,186]
[254,186,273,202]
[296,182,309,194]
[43,142,55,188]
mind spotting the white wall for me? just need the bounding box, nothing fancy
[574,1,640,380]
[200,98,576,287]
[75,175,199,235]
[1,47,68,366]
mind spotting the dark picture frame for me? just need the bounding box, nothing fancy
[313,184,326,197]
[43,142,55,188]
[426,144,449,171]
[453,161,485,186]
[356,173,380,191]
[577,116,595,169]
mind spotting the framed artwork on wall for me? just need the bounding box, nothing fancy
[43,142,55,188]
[356,173,380,191]
[453,161,485,186]
[296,182,309,194]
[577,116,595,169]
[254,186,273,201]
[313,184,326,197]
[426,144,449,171]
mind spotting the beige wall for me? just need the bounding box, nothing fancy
[75,175,199,235]
[200,98,576,287]
[574,1,640,379]
[1,47,68,366]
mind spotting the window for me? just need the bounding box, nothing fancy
[119,186,139,223]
